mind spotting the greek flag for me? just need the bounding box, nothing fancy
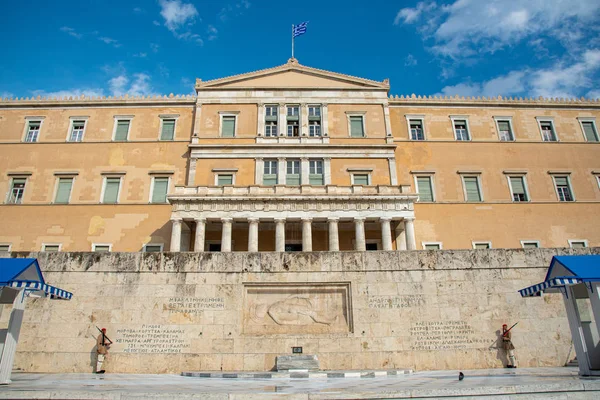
[293,22,308,38]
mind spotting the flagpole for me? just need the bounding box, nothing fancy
[291,24,294,59]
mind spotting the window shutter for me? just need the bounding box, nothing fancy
[475,243,490,249]
[263,175,277,185]
[103,178,120,203]
[217,175,233,186]
[309,174,324,185]
[554,176,568,186]
[161,119,175,140]
[55,178,73,204]
[44,245,60,252]
[145,245,162,252]
[582,122,598,142]
[464,177,481,201]
[497,121,510,132]
[425,244,440,250]
[151,178,169,203]
[510,177,525,194]
[350,116,364,137]
[416,177,433,202]
[523,242,539,249]
[221,116,236,137]
[353,174,369,185]
[115,120,130,141]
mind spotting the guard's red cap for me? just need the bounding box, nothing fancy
[101,328,106,331]
[502,324,508,328]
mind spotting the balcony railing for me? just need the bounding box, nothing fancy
[172,184,413,197]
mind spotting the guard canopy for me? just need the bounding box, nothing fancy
[0,258,72,300]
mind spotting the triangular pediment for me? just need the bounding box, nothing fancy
[196,58,389,90]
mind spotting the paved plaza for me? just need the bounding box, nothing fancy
[1,367,600,399]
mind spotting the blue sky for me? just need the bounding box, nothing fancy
[1,0,599,99]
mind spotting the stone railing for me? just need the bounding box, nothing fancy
[171,184,413,197]
[389,94,600,107]
[0,93,196,107]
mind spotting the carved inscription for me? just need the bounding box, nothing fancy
[410,321,487,350]
[116,325,191,354]
[166,297,225,314]
[368,295,425,309]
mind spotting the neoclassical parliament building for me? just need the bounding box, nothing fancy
[1,59,599,253]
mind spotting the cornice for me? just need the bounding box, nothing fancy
[389,94,600,108]
[0,94,196,108]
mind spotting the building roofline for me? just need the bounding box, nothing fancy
[0,94,196,108]
[389,94,600,108]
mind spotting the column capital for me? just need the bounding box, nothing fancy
[327,217,340,222]
[171,217,182,223]
[194,217,206,223]
[301,217,313,222]
[404,217,415,222]
[221,217,233,223]
[380,217,392,222]
[278,156,286,161]
[274,217,286,223]
[354,217,366,222]
[279,102,286,107]
[321,103,328,107]
[247,217,260,223]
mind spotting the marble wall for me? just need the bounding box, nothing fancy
[2,248,594,373]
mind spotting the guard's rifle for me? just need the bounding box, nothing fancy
[95,326,114,345]
[502,322,519,337]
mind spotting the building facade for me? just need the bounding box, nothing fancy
[1,58,599,252]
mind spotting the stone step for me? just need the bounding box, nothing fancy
[181,369,413,379]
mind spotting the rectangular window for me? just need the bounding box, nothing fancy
[463,176,482,202]
[25,120,41,142]
[352,173,369,185]
[160,118,176,140]
[287,106,299,117]
[263,160,278,185]
[553,176,574,202]
[581,121,599,142]
[416,176,434,202]
[423,243,442,250]
[68,120,86,142]
[309,160,324,185]
[521,241,540,249]
[7,178,26,204]
[54,177,74,204]
[217,174,233,186]
[265,105,278,117]
[265,121,278,137]
[410,119,425,141]
[540,121,557,142]
[0,244,11,252]
[286,160,301,185]
[473,242,491,249]
[42,244,61,252]
[93,244,111,252]
[102,177,121,204]
[569,240,588,249]
[144,244,163,252]
[509,176,528,202]
[114,119,131,141]
[454,120,470,141]
[309,120,321,137]
[287,121,299,137]
[497,120,514,141]
[151,177,169,203]
[349,116,365,137]
[221,115,236,137]
[308,106,321,117]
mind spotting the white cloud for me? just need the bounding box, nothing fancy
[133,7,143,13]
[436,50,600,98]
[207,25,218,41]
[108,73,154,97]
[219,1,252,22]
[128,73,152,96]
[60,26,82,39]
[159,0,198,32]
[150,43,160,53]
[99,37,122,48]
[1,91,14,99]
[134,52,147,58]
[30,88,105,99]
[394,1,436,25]
[404,54,418,67]
[395,0,600,58]
[109,76,128,97]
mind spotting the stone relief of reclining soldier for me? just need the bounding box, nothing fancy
[251,296,339,325]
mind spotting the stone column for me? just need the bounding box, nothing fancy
[301,103,308,136]
[388,157,398,185]
[324,158,332,185]
[0,289,26,384]
[221,218,233,252]
[248,218,259,252]
[255,157,264,185]
[354,217,366,251]
[380,217,393,251]
[302,217,312,252]
[395,221,407,251]
[278,103,286,136]
[170,218,182,252]
[322,103,328,136]
[275,218,286,252]
[194,218,206,252]
[328,217,339,251]
[300,157,310,185]
[404,217,416,250]
[277,157,286,185]
[257,102,265,136]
